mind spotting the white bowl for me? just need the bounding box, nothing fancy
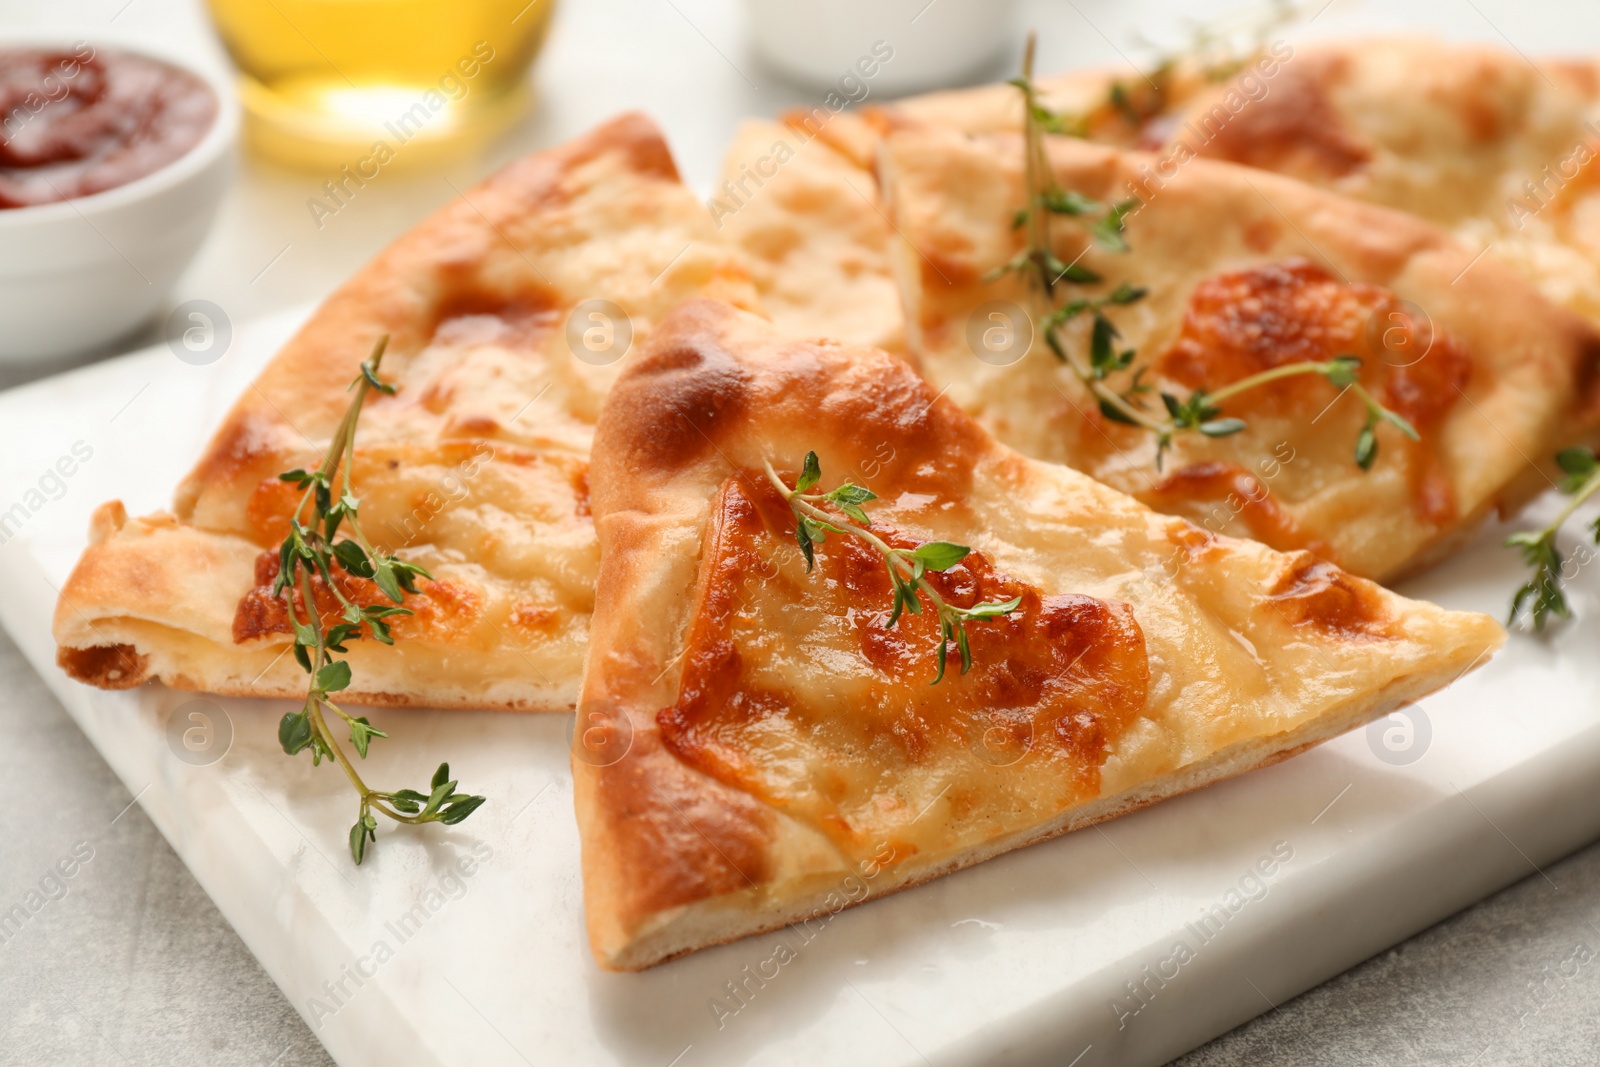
[0,29,238,363]
[744,0,1017,96]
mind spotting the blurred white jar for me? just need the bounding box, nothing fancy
[745,0,1017,96]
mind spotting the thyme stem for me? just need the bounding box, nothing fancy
[272,336,486,863]
[764,455,1022,683]
[765,464,960,620]
[997,35,1417,472]
[1505,447,1600,630]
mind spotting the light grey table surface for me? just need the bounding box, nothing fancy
[3,615,1599,1067]
[5,0,1600,1063]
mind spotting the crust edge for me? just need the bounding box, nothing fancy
[595,658,1477,970]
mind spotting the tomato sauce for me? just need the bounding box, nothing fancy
[0,46,216,209]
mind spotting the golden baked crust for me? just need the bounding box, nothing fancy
[52,113,759,710]
[574,299,1502,970]
[879,124,1599,582]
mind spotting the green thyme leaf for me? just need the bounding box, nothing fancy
[1556,446,1599,475]
[332,538,373,577]
[1054,260,1102,285]
[325,623,358,653]
[887,583,907,628]
[1199,417,1247,438]
[911,542,972,571]
[348,716,387,759]
[349,813,378,864]
[387,788,427,815]
[1376,406,1419,442]
[826,483,876,505]
[981,249,1032,284]
[1324,355,1362,388]
[770,454,1023,683]
[1099,397,1139,425]
[278,710,313,755]
[826,482,877,524]
[370,562,405,604]
[1041,190,1102,216]
[314,660,352,693]
[1355,423,1379,471]
[389,557,430,594]
[795,515,818,571]
[1044,299,1093,331]
[1506,529,1568,630]
[1088,200,1138,253]
[962,596,1024,619]
[1089,313,1118,377]
[795,451,823,492]
[291,617,320,650]
[423,778,457,818]
[361,358,396,395]
[438,795,487,825]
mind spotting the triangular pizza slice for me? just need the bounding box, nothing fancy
[573,299,1501,970]
[890,36,1600,430]
[52,113,758,710]
[878,123,1600,583]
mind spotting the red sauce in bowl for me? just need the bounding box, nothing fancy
[0,44,217,209]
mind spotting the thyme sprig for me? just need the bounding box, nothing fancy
[765,452,1022,684]
[273,336,485,864]
[993,33,1418,471]
[1506,447,1600,630]
[1110,0,1306,126]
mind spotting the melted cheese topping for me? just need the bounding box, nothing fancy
[1156,261,1470,525]
[224,307,598,678]
[717,120,906,353]
[1136,40,1600,339]
[54,116,769,709]
[659,476,1148,864]
[881,124,1562,581]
